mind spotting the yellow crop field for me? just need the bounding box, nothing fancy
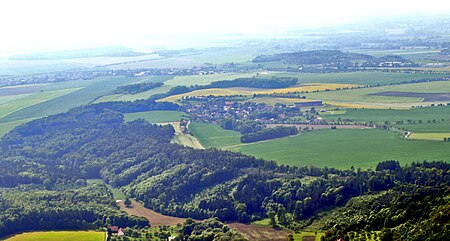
[159,83,359,102]
[409,133,450,141]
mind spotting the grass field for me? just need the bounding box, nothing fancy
[0,76,132,123]
[303,80,450,109]
[164,72,261,86]
[323,106,450,124]
[270,71,449,85]
[159,83,358,103]
[394,122,450,133]
[293,231,325,241]
[124,110,185,123]
[227,129,450,169]
[409,133,450,141]
[0,88,80,119]
[4,231,104,241]
[189,122,241,148]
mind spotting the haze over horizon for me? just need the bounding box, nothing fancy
[1,0,450,57]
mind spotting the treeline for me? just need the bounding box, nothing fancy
[0,184,148,239]
[114,82,164,94]
[321,165,450,240]
[109,218,247,241]
[220,118,265,134]
[1,98,449,239]
[240,126,298,143]
[150,77,298,100]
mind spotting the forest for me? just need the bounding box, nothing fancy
[240,126,298,143]
[0,98,449,240]
[114,82,164,94]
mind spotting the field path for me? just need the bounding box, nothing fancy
[166,122,204,149]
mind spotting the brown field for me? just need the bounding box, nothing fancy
[0,84,47,96]
[228,223,292,241]
[266,124,372,130]
[118,200,290,240]
[118,200,188,226]
[370,91,450,102]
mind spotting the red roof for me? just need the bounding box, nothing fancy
[108,226,119,232]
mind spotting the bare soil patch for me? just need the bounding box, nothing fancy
[228,223,292,241]
[370,91,450,102]
[118,200,188,226]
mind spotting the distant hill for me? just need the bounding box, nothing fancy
[9,46,146,60]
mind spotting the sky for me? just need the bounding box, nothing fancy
[0,0,450,56]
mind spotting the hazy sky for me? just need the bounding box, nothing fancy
[1,0,450,56]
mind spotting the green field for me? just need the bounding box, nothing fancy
[0,89,79,120]
[323,106,450,124]
[189,122,241,148]
[394,122,450,133]
[271,71,449,85]
[409,133,450,141]
[4,231,104,241]
[0,76,133,123]
[164,72,260,86]
[293,231,325,241]
[227,129,450,169]
[124,110,184,123]
[302,80,450,108]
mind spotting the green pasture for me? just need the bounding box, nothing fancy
[189,122,241,148]
[228,129,450,169]
[4,231,104,241]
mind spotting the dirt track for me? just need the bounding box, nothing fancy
[228,223,291,241]
[118,200,188,226]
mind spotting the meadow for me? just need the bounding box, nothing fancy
[394,122,450,133]
[227,129,450,169]
[0,88,79,119]
[0,76,133,123]
[303,80,450,108]
[270,71,448,85]
[164,72,261,86]
[189,122,241,148]
[124,111,185,123]
[4,231,105,241]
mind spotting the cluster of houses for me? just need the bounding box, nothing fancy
[107,225,125,237]
[183,96,326,125]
